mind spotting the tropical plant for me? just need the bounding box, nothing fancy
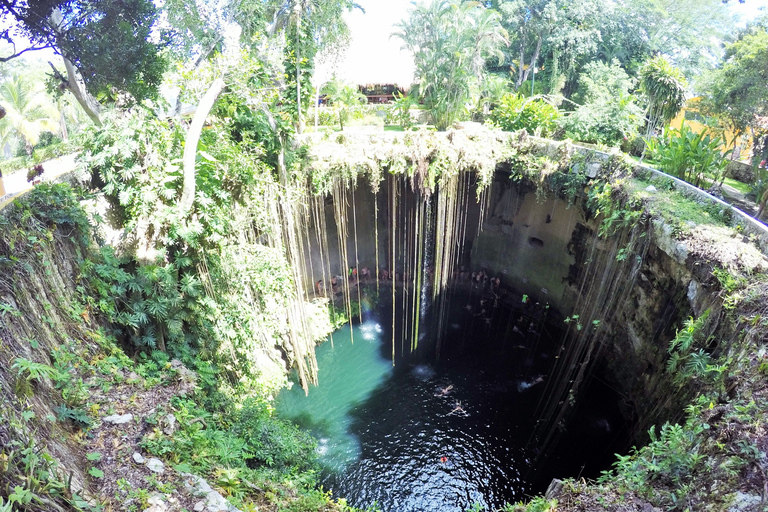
[639,56,687,139]
[0,74,59,155]
[645,122,733,187]
[389,91,416,130]
[488,93,559,136]
[322,78,366,130]
[393,0,508,130]
[559,60,643,146]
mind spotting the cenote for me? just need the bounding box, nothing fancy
[277,284,631,511]
[268,133,760,510]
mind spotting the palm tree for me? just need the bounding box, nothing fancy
[322,78,366,130]
[266,0,360,133]
[393,0,508,130]
[0,74,59,156]
[640,56,687,139]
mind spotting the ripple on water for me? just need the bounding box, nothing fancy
[276,307,545,512]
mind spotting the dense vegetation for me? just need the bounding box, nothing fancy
[1,0,767,511]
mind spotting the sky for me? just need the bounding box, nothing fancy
[330,0,768,88]
[324,0,420,86]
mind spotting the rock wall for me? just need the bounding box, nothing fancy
[300,166,728,440]
[0,204,94,496]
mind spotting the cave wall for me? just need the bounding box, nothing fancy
[470,174,585,316]
[299,166,720,435]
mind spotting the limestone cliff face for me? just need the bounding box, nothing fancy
[0,198,96,497]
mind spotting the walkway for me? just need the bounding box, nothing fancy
[0,153,79,211]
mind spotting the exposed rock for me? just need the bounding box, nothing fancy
[170,360,197,396]
[728,492,763,512]
[163,413,177,436]
[645,185,657,193]
[144,493,168,512]
[146,458,165,474]
[545,478,564,500]
[132,452,146,464]
[586,162,601,178]
[103,413,133,424]
[182,473,242,512]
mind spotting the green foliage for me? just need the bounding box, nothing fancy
[322,78,367,130]
[588,180,642,237]
[1,0,167,102]
[666,311,728,390]
[141,396,317,484]
[54,404,92,428]
[389,92,416,131]
[488,94,560,136]
[0,73,59,154]
[700,26,768,134]
[81,245,219,365]
[11,357,60,384]
[644,122,732,187]
[0,401,102,511]
[560,60,643,146]
[393,0,508,130]
[639,56,687,137]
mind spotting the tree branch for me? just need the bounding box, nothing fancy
[0,43,57,62]
[179,78,226,215]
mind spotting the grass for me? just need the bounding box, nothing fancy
[722,177,752,195]
[630,176,732,228]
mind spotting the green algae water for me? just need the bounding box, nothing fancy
[275,290,630,512]
[275,320,393,472]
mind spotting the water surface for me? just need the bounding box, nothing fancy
[276,290,557,511]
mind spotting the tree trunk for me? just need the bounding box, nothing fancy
[516,39,526,89]
[520,36,542,87]
[59,108,68,141]
[48,9,102,126]
[295,6,304,134]
[179,78,226,216]
[61,57,102,126]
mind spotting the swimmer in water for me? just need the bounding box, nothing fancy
[447,401,465,416]
[435,384,454,396]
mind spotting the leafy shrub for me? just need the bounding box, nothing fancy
[560,60,643,146]
[488,93,559,136]
[387,92,416,130]
[232,399,317,471]
[644,122,732,187]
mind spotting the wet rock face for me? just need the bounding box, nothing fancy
[460,176,710,438]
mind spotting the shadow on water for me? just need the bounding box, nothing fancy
[275,287,631,512]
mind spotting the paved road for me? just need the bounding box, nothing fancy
[0,153,79,209]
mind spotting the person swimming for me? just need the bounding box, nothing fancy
[435,384,454,397]
[447,401,465,416]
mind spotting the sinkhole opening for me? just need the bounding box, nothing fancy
[276,284,634,512]
[284,170,690,511]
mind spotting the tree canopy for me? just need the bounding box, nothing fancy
[394,0,508,130]
[0,0,167,102]
[700,25,768,134]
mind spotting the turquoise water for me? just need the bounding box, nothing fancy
[275,291,630,512]
[276,320,393,472]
